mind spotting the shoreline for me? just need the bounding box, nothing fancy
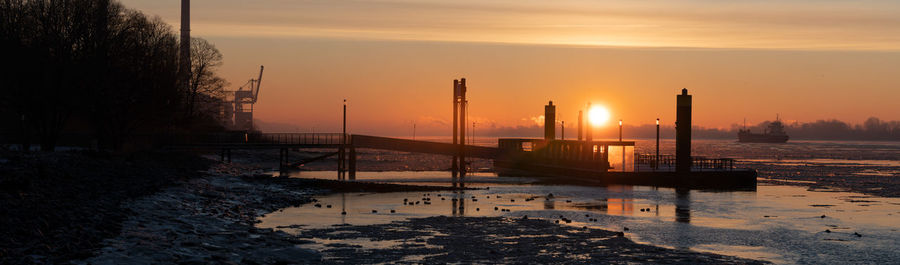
[4,149,897,263]
[73,154,765,264]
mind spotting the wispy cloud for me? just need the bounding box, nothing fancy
[128,0,900,50]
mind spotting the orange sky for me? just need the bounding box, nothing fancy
[121,0,900,135]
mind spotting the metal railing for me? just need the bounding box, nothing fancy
[162,132,346,146]
[634,154,735,172]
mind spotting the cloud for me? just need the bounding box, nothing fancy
[128,0,900,50]
[525,115,545,126]
[418,116,448,127]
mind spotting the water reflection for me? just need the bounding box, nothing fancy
[451,190,466,216]
[543,197,554,210]
[675,188,691,223]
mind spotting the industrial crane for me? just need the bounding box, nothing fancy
[226,66,264,131]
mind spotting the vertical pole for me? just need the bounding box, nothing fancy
[343,99,347,177]
[578,110,584,141]
[577,111,583,141]
[452,80,459,181]
[619,119,624,171]
[349,145,357,180]
[656,118,660,170]
[585,103,592,142]
[585,103,593,162]
[459,78,467,180]
[561,121,565,140]
[472,122,476,146]
[618,119,623,141]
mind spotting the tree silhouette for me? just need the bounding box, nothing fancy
[0,0,228,151]
[186,37,228,119]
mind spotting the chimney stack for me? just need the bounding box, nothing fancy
[180,0,191,88]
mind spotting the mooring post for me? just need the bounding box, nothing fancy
[459,78,467,179]
[348,144,357,180]
[339,99,347,180]
[452,79,459,179]
[278,148,284,170]
[676,88,692,174]
[577,110,583,141]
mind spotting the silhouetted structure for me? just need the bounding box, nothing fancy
[577,110,583,141]
[451,78,468,182]
[223,66,264,131]
[181,0,191,94]
[544,101,556,140]
[585,103,593,142]
[676,88,692,173]
[452,79,459,178]
[738,114,789,143]
[492,90,756,190]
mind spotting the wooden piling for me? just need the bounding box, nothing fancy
[348,145,357,180]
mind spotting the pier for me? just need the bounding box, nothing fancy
[163,83,755,190]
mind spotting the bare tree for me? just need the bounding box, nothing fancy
[185,37,228,118]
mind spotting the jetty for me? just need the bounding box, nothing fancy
[163,80,755,190]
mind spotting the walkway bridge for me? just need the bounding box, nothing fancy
[164,133,497,178]
[165,133,496,159]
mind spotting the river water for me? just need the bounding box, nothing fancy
[259,139,900,264]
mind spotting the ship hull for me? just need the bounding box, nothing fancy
[737,132,789,143]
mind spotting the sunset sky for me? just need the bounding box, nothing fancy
[121,0,900,136]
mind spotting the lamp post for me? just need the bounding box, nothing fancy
[340,99,347,179]
[619,119,624,171]
[561,121,565,140]
[472,121,476,146]
[618,119,623,141]
[656,118,660,170]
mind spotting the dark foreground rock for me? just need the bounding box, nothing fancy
[77,172,323,264]
[0,151,213,264]
[2,150,767,264]
[78,164,468,264]
[295,216,768,264]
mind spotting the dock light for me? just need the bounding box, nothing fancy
[618,119,623,141]
[655,118,660,170]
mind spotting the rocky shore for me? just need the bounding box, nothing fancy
[2,151,768,264]
[0,151,213,264]
[76,163,467,264]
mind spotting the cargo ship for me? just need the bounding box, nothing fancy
[738,117,789,143]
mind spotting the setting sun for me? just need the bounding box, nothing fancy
[588,105,611,127]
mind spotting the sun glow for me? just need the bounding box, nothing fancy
[588,105,611,127]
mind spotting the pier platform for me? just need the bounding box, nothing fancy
[494,138,756,190]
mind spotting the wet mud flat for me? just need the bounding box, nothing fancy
[748,160,900,197]
[79,164,466,264]
[73,162,767,264]
[0,150,213,264]
[293,216,768,264]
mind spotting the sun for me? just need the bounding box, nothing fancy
[588,105,610,127]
